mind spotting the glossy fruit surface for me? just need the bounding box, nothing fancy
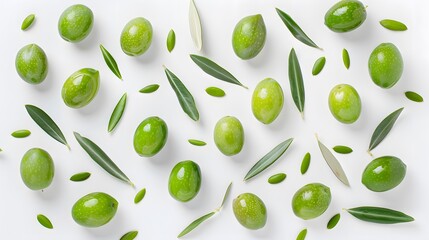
[168,160,201,202]
[292,183,331,220]
[328,84,361,124]
[232,14,266,60]
[15,44,48,84]
[324,0,367,32]
[133,116,168,157]
[214,116,244,156]
[362,156,406,192]
[368,43,404,89]
[233,193,267,230]
[252,78,284,124]
[20,148,54,190]
[62,68,100,108]
[120,17,153,56]
[58,4,94,42]
[72,192,118,228]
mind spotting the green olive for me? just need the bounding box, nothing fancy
[362,156,406,192]
[20,148,54,190]
[232,193,267,230]
[133,116,168,157]
[168,160,201,202]
[292,183,331,220]
[328,84,361,124]
[58,4,94,42]
[232,14,266,60]
[324,0,367,32]
[72,192,118,228]
[368,43,404,89]
[15,44,48,84]
[120,17,153,56]
[214,116,244,156]
[61,68,100,108]
[252,78,284,124]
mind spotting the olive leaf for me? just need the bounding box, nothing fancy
[289,49,305,118]
[167,29,176,52]
[405,91,423,103]
[244,138,294,181]
[188,139,207,146]
[268,173,287,184]
[380,19,408,31]
[312,57,326,76]
[11,129,31,138]
[139,84,160,94]
[346,206,414,224]
[37,214,53,229]
[70,172,91,182]
[368,107,404,153]
[21,14,35,31]
[108,93,127,132]
[189,0,202,51]
[100,44,122,80]
[342,48,350,69]
[74,132,134,186]
[164,66,199,121]
[120,230,138,240]
[134,188,146,204]
[296,228,307,240]
[316,136,350,186]
[25,104,70,149]
[327,213,341,229]
[275,8,321,50]
[333,145,353,154]
[205,86,225,97]
[190,54,247,88]
[300,152,311,174]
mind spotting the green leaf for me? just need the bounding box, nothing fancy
[327,213,341,229]
[21,14,35,31]
[219,182,232,209]
[333,145,353,154]
[167,29,176,52]
[11,129,31,138]
[312,57,326,76]
[100,44,122,80]
[205,86,226,97]
[189,0,202,51]
[346,206,414,224]
[244,138,294,181]
[108,93,127,132]
[139,84,160,94]
[316,136,350,186]
[405,91,423,103]
[188,139,207,146]
[300,152,311,174]
[190,54,247,89]
[73,132,133,186]
[268,173,287,184]
[37,214,53,229]
[276,8,321,50]
[178,212,216,238]
[70,172,91,182]
[380,19,408,31]
[368,107,404,152]
[134,188,146,204]
[25,104,70,149]
[164,66,199,121]
[288,49,305,118]
[342,48,350,69]
[296,228,307,240]
[120,230,138,240]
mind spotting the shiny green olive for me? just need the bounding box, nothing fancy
[20,148,54,190]
[362,156,406,192]
[15,44,48,84]
[120,17,153,56]
[214,116,244,156]
[328,84,361,124]
[133,116,168,157]
[168,160,201,202]
[58,4,94,42]
[61,68,100,108]
[324,0,367,32]
[233,193,267,230]
[232,14,266,60]
[252,78,284,124]
[72,192,118,228]
[292,183,331,220]
[368,43,404,89]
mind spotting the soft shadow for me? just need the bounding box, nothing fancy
[147,133,176,166]
[74,23,100,51]
[76,82,108,116]
[245,36,272,69]
[336,15,375,43]
[133,32,159,64]
[84,209,125,237]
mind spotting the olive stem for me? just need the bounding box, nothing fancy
[367,150,373,157]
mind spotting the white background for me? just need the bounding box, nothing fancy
[0,0,427,239]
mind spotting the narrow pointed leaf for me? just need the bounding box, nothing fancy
[74,132,133,186]
[190,54,247,88]
[296,228,307,240]
[317,137,350,186]
[300,152,311,174]
[139,84,160,94]
[120,231,138,240]
[134,188,146,204]
[11,129,31,138]
[206,86,225,97]
[333,145,353,154]
[25,104,69,149]
[327,213,341,229]
[108,93,127,132]
[164,67,199,121]
[189,0,202,51]
[70,172,91,182]
[268,173,287,184]
[219,182,232,209]
[289,49,305,117]
[276,8,321,49]
[405,91,423,102]
[244,138,294,181]
[342,48,350,69]
[21,14,35,31]
[178,211,216,238]
[380,19,407,31]
[312,57,326,76]
[100,44,122,80]
[368,107,404,151]
[37,214,53,229]
[188,139,207,146]
[346,206,414,224]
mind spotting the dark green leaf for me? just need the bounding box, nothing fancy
[300,152,311,174]
[219,182,232,209]
[346,206,414,224]
[120,230,138,240]
[70,172,91,182]
[25,104,70,149]
[37,214,53,229]
[139,84,160,94]
[167,29,176,52]
[333,145,353,154]
[188,139,207,146]
[380,19,408,31]
[164,66,199,121]
[244,138,294,181]
[73,132,133,186]
[100,44,122,80]
[312,57,326,76]
[368,108,404,152]
[11,129,31,138]
[276,8,321,50]
[268,173,287,184]
[317,136,350,186]
[289,49,305,118]
[108,93,127,132]
[405,91,423,102]
[205,86,225,97]
[327,213,341,229]
[178,212,216,238]
[296,228,307,240]
[134,188,146,204]
[190,54,247,89]
[21,14,35,31]
[342,48,350,69]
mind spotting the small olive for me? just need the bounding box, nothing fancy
[133,116,168,157]
[252,78,284,124]
[61,68,100,109]
[72,192,118,228]
[328,84,361,124]
[58,4,94,42]
[232,193,267,230]
[168,160,202,202]
[20,148,54,190]
[120,17,153,56]
[15,44,48,84]
[214,116,244,156]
